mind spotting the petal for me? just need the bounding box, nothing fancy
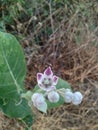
[38,84,47,91]
[44,67,53,77]
[52,76,58,85]
[37,73,43,83]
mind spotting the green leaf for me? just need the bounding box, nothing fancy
[56,78,71,90]
[0,97,33,128]
[0,31,34,128]
[0,31,26,99]
[22,114,34,128]
[0,98,32,118]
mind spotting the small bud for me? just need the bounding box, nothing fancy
[48,91,60,103]
[31,93,45,108]
[64,91,73,103]
[21,91,33,101]
[72,92,83,105]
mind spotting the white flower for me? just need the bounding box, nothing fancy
[72,92,83,105]
[37,67,58,92]
[64,91,73,103]
[31,93,45,108]
[48,91,60,103]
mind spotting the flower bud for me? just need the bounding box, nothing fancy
[64,91,73,103]
[72,91,83,105]
[21,91,33,100]
[31,93,45,108]
[48,91,60,103]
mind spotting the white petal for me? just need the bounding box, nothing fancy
[64,91,73,103]
[48,91,60,103]
[38,83,46,91]
[37,73,44,84]
[72,91,83,105]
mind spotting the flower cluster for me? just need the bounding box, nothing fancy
[31,67,83,113]
[64,89,83,105]
[37,66,58,92]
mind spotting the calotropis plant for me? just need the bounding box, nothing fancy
[29,67,83,113]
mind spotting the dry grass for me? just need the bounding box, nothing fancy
[0,112,25,130]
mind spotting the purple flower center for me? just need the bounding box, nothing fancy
[42,78,52,88]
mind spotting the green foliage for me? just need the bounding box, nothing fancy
[0,0,97,46]
[0,98,32,118]
[0,31,26,99]
[0,31,33,128]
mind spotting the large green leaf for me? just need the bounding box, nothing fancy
[0,31,26,99]
[0,31,33,128]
